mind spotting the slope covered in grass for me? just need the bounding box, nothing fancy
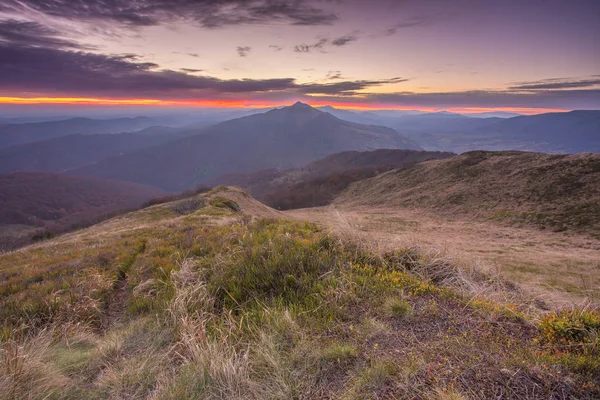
[338,151,600,235]
[0,188,598,399]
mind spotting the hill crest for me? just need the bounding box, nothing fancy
[337,150,600,234]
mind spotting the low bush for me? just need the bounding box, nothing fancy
[208,197,240,212]
[538,308,600,354]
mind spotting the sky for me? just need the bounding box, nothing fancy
[0,0,599,113]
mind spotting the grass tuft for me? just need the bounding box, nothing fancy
[384,297,413,319]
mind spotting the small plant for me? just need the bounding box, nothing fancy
[30,230,54,241]
[345,360,398,399]
[209,197,241,212]
[538,308,600,355]
[169,198,205,215]
[384,297,413,319]
[321,343,358,363]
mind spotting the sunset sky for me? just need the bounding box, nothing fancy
[0,0,599,113]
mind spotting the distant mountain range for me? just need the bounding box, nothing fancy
[0,131,180,174]
[0,103,598,196]
[468,110,600,153]
[68,102,421,192]
[0,122,223,174]
[318,107,600,153]
[0,116,161,149]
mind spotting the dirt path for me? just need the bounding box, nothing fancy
[101,274,129,331]
[286,205,600,308]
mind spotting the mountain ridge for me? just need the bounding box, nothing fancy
[68,103,421,192]
[0,116,161,149]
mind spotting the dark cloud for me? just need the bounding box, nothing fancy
[180,68,204,73]
[331,35,356,46]
[269,45,283,51]
[0,0,337,29]
[298,77,408,95]
[0,42,290,95]
[509,77,600,90]
[0,41,406,98]
[0,19,86,49]
[328,89,600,110]
[385,17,428,35]
[294,44,310,53]
[236,46,251,57]
[294,38,328,52]
[326,70,344,80]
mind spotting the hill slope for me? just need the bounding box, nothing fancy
[338,151,600,234]
[0,186,598,399]
[69,102,421,192]
[0,116,160,149]
[0,172,166,241]
[214,149,454,209]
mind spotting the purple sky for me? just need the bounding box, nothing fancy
[0,0,598,111]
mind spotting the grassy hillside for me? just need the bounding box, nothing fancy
[214,149,453,210]
[338,151,600,236]
[1,187,598,399]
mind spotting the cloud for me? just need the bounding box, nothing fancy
[509,77,600,90]
[0,42,288,95]
[0,0,337,29]
[295,34,356,53]
[319,89,600,110]
[0,19,86,49]
[294,38,328,52]
[269,45,283,51]
[236,46,251,57]
[2,43,598,110]
[298,77,408,95]
[331,35,356,46]
[0,41,407,98]
[385,17,428,35]
[326,70,344,80]
[180,68,204,73]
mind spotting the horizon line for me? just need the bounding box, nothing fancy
[0,96,578,115]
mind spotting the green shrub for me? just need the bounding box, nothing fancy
[209,197,241,212]
[321,343,358,362]
[384,297,412,319]
[538,309,600,354]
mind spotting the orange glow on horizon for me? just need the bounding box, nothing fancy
[0,96,568,115]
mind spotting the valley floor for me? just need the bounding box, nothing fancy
[286,205,600,308]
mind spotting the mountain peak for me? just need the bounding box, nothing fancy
[289,101,315,110]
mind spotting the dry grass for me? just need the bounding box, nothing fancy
[287,205,600,309]
[1,187,599,399]
[338,151,600,235]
